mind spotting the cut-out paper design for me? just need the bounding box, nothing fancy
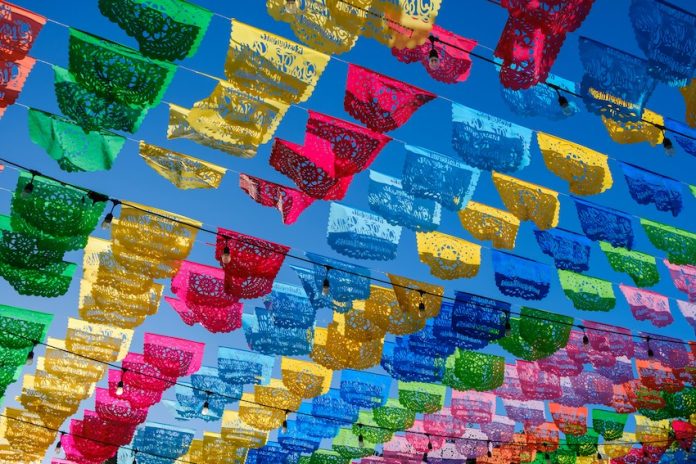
[494,0,594,89]
[579,36,656,122]
[392,25,476,84]
[215,228,289,299]
[630,0,696,87]
[68,28,177,107]
[500,73,579,119]
[537,131,613,196]
[54,66,148,133]
[184,81,290,157]
[558,270,616,312]
[641,218,696,265]
[599,241,659,288]
[498,307,573,361]
[621,162,683,216]
[601,108,664,146]
[367,171,441,232]
[492,171,560,230]
[452,103,532,172]
[534,227,592,272]
[327,203,402,261]
[28,108,125,172]
[664,259,696,302]
[458,201,520,249]
[401,144,480,211]
[99,0,213,61]
[344,64,435,132]
[240,173,315,225]
[416,231,481,280]
[492,250,552,300]
[167,260,243,333]
[139,141,226,190]
[620,284,673,327]
[225,19,330,104]
[574,198,634,249]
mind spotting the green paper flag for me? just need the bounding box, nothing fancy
[0,304,53,400]
[398,381,446,413]
[445,349,504,391]
[54,66,149,133]
[592,409,627,440]
[28,108,126,172]
[0,215,77,297]
[499,307,573,360]
[641,218,696,265]
[600,241,659,287]
[68,28,177,107]
[99,0,213,61]
[558,269,616,311]
[372,398,415,431]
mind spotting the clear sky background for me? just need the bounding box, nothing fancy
[1,0,696,461]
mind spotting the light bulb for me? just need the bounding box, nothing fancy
[504,313,512,337]
[487,440,492,457]
[21,179,34,198]
[422,452,428,463]
[427,440,433,451]
[221,246,232,265]
[647,347,654,358]
[428,48,440,71]
[285,0,300,14]
[322,267,331,296]
[663,136,675,155]
[25,347,35,366]
[597,451,602,460]
[282,419,288,433]
[418,290,426,312]
[358,434,364,448]
[54,433,63,455]
[557,94,569,109]
[202,401,210,416]
[101,212,114,229]
[582,334,589,345]
[116,380,124,396]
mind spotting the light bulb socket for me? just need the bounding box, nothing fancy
[322,266,331,296]
[663,136,673,150]
[21,181,34,198]
[558,94,569,108]
[221,245,232,265]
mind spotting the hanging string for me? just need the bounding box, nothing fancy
[0,155,691,348]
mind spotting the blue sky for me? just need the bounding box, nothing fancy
[1,0,696,461]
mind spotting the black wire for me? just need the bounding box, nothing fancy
[338,0,696,142]
[1,156,691,349]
